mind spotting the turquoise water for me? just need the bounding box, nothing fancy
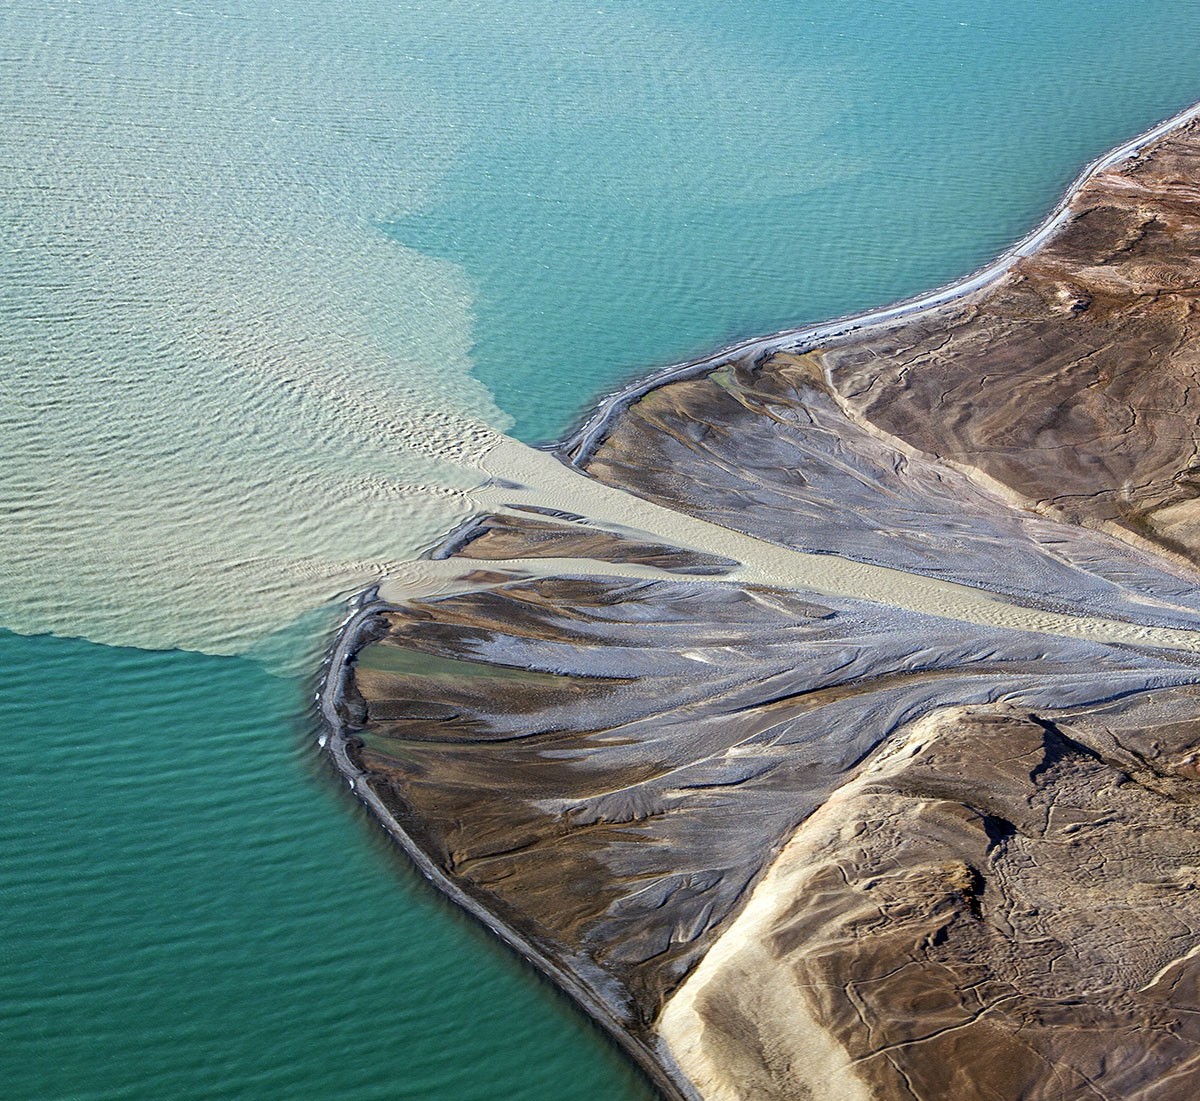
[1,629,652,1100]
[387,0,1200,440]
[3,0,1200,1098]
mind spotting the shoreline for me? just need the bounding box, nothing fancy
[316,594,702,1101]
[561,97,1200,467]
[316,96,1200,1101]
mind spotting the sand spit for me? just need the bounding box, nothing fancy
[322,103,1200,1101]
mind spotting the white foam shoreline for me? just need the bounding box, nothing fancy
[316,97,1200,1101]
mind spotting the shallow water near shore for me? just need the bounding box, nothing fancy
[0,628,654,1101]
[5,0,1200,1097]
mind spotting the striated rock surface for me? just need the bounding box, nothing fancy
[326,109,1200,1100]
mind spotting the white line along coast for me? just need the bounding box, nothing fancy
[565,98,1200,466]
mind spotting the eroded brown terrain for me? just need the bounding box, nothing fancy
[660,694,1200,1101]
[822,117,1200,569]
[327,115,1200,1100]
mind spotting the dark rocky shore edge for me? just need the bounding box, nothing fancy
[316,99,1200,1101]
[316,594,702,1101]
[562,98,1200,468]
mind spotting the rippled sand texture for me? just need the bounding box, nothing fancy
[331,118,1200,1099]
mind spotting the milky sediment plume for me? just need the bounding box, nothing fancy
[0,0,505,654]
[0,0,863,658]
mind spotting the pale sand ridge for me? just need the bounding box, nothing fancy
[377,436,1200,654]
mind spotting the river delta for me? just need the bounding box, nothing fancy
[326,111,1200,1101]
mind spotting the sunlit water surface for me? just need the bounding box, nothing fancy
[3,0,1200,1097]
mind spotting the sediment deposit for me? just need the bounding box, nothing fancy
[660,694,1200,1101]
[324,110,1200,1100]
[821,117,1200,570]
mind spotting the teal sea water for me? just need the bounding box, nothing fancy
[3,1,1200,1097]
[1,628,650,1100]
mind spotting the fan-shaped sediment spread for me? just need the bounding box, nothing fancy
[323,111,1200,1100]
